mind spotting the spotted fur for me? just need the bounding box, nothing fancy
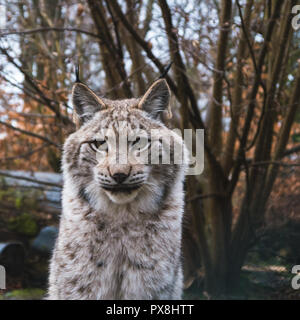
[48,79,188,300]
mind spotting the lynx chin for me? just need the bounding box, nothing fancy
[48,78,189,300]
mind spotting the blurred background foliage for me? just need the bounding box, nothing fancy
[0,0,299,299]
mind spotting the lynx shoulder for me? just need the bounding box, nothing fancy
[48,79,188,300]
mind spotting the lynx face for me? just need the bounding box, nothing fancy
[63,79,185,206]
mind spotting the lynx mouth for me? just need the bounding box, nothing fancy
[101,183,142,193]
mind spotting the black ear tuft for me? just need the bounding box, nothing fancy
[158,61,173,79]
[72,83,105,127]
[75,64,81,83]
[138,79,171,120]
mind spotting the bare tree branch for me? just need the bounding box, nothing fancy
[228,0,284,196]
[0,27,100,39]
[158,0,205,129]
[0,120,60,148]
[109,0,179,97]
[249,160,300,167]
[0,46,73,126]
[0,143,50,163]
[208,0,232,156]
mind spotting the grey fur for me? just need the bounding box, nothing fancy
[48,80,188,300]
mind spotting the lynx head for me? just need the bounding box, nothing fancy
[63,79,187,207]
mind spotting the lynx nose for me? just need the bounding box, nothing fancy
[112,172,128,184]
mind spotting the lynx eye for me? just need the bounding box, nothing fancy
[89,140,107,152]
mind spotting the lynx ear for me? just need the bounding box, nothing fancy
[72,82,106,126]
[138,79,171,120]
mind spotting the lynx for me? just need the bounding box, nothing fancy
[48,79,188,300]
